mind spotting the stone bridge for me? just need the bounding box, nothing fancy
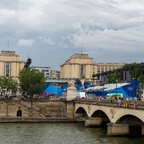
[74,99,144,136]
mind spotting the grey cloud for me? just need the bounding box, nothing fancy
[0,0,144,70]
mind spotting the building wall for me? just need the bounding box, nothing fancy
[32,66,51,78]
[51,70,60,78]
[0,51,25,78]
[60,53,124,80]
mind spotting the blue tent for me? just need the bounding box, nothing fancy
[43,85,62,96]
[86,80,139,98]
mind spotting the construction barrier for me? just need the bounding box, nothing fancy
[118,103,121,107]
[134,104,136,109]
[123,103,128,108]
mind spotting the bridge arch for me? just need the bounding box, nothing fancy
[75,103,144,126]
[75,107,88,118]
[91,110,111,124]
[91,110,109,119]
[115,114,144,125]
[90,107,112,122]
[113,110,144,124]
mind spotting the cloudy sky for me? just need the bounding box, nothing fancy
[1,0,144,70]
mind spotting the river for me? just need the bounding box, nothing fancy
[0,123,143,144]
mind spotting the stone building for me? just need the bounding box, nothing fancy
[0,50,25,78]
[51,70,60,78]
[60,53,124,81]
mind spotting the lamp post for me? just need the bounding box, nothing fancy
[132,77,134,99]
[103,82,104,92]
[116,80,118,97]
[58,78,61,117]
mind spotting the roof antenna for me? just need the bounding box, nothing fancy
[8,40,9,50]
[81,44,83,55]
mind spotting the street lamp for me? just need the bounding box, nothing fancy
[116,80,118,97]
[132,77,134,99]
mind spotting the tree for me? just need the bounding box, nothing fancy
[122,62,144,80]
[7,78,18,95]
[108,73,119,83]
[0,77,18,97]
[19,68,46,117]
[0,76,18,116]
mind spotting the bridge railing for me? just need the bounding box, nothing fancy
[74,98,144,110]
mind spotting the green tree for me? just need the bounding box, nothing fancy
[7,78,18,95]
[0,77,18,97]
[0,76,18,116]
[19,68,46,117]
[122,62,143,80]
[139,75,144,88]
[108,73,119,83]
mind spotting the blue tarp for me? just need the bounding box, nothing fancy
[43,85,62,96]
[86,80,139,98]
[86,90,109,97]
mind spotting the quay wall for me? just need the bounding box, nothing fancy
[0,99,69,117]
[0,117,81,123]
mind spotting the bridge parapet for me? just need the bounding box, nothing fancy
[74,99,144,110]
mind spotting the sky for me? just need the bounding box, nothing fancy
[1,0,144,70]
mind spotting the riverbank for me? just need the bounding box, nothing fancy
[0,117,85,123]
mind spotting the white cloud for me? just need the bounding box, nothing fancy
[17,39,35,47]
[0,8,16,25]
[58,41,68,48]
[38,36,55,45]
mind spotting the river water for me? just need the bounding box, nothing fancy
[0,123,144,144]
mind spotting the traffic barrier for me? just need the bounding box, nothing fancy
[118,103,121,107]
[123,103,128,108]
[134,104,136,109]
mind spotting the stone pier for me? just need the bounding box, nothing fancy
[141,125,144,135]
[66,86,76,101]
[85,117,102,127]
[107,123,129,136]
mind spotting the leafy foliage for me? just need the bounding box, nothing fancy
[108,73,119,83]
[122,62,144,82]
[0,77,18,96]
[19,68,46,96]
[122,63,142,80]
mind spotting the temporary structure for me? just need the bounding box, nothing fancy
[42,85,62,96]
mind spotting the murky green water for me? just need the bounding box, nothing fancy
[0,123,143,144]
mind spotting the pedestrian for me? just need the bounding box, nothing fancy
[17,107,22,116]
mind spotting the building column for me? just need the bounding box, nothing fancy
[107,123,129,136]
[85,117,102,127]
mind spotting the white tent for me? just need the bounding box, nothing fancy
[76,92,86,98]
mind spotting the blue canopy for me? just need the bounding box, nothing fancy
[43,85,62,96]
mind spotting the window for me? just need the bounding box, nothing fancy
[102,67,104,72]
[43,70,49,72]
[80,65,85,78]
[5,62,10,77]
[98,67,100,73]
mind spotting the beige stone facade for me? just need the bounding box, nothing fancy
[60,53,124,80]
[51,70,60,78]
[0,50,25,78]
